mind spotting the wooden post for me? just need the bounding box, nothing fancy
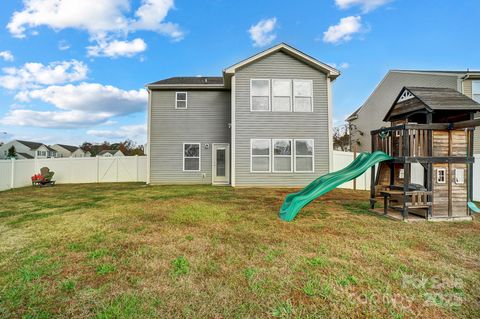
[426,163,433,219]
[468,128,475,215]
[370,134,376,208]
[402,128,410,220]
[448,130,453,217]
[353,144,357,190]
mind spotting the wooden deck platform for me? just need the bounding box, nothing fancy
[370,208,426,222]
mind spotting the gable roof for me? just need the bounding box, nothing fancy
[98,150,121,155]
[147,76,224,88]
[16,140,44,150]
[224,43,340,80]
[17,152,34,159]
[56,144,80,153]
[346,69,480,122]
[384,86,480,121]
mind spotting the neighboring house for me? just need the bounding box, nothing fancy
[0,140,57,159]
[51,144,88,158]
[146,43,340,187]
[98,150,125,157]
[347,70,480,153]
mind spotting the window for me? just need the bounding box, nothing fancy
[473,81,480,103]
[176,92,187,109]
[436,168,446,184]
[272,139,292,172]
[272,79,292,112]
[183,143,200,171]
[251,139,271,172]
[293,80,313,112]
[251,79,270,111]
[455,168,465,184]
[294,139,314,172]
[37,150,46,157]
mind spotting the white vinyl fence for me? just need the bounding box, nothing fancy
[0,156,147,191]
[474,155,480,201]
[332,150,371,191]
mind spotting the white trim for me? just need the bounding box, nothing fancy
[472,80,480,102]
[271,79,293,112]
[293,79,314,112]
[183,142,201,172]
[211,143,230,185]
[224,43,340,78]
[231,75,236,186]
[327,77,333,172]
[250,139,271,173]
[436,168,446,184]
[146,89,152,184]
[250,79,271,112]
[294,139,315,173]
[272,139,293,172]
[175,91,188,109]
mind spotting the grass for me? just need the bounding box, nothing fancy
[0,183,479,318]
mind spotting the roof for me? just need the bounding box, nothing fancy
[98,150,121,155]
[346,69,480,122]
[148,76,224,87]
[55,144,80,153]
[17,152,34,159]
[224,43,340,80]
[16,140,44,150]
[384,86,480,121]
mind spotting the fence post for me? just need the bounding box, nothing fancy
[96,156,100,183]
[10,158,15,189]
[116,157,119,182]
[135,155,139,182]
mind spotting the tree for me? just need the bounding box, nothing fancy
[6,146,17,159]
[333,125,351,151]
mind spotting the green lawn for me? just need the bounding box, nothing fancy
[0,183,479,318]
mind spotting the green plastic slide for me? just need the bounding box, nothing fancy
[279,151,393,221]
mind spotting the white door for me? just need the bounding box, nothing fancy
[212,144,230,185]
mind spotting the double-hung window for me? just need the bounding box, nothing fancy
[176,92,187,109]
[472,81,480,103]
[251,139,271,172]
[273,139,293,172]
[183,143,200,171]
[293,80,313,112]
[272,79,292,112]
[251,79,270,111]
[294,139,314,172]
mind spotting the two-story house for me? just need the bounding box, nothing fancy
[0,140,57,159]
[51,144,90,158]
[347,70,480,152]
[146,43,340,187]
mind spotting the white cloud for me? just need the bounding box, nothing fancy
[249,17,277,47]
[1,110,112,128]
[7,0,183,56]
[0,60,88,90]
[87,38,147,58]
[87,124,147,140]
[15,82,147,115]
[323,16,363,44]
[58,40,70,51]
[340,62,350,69]
[0,51,14,62]
[335,0,391,13]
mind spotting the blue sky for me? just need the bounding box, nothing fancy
[0,0,479,145]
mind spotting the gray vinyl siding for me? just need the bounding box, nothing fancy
[234,51,330,187]
[462,80,480,154]
[149,90,230,184]
[349,72,459,152]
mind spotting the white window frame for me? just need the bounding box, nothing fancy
[250,139,271,173]
[250,79,271,112]
[454,168,465,184]
[293,79,314,112]
[175,92,188,109]
[271,79,292,112]
[436,168,446,184]
[183,143,201,172]
[294,139,314,173]
[472,80,480,103]
[272,139,293,173]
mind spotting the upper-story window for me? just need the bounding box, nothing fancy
[251,79,270,111]
[472,81,480,103]
[272,80,292,112]
[293,80,313,112]
[176,92,187,109]
[251,79,313,112]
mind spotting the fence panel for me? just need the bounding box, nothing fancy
[332,150,370,191]
[0,160,12,190]
[474,155,480,201]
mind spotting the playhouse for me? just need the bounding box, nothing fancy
[370,87,480,221]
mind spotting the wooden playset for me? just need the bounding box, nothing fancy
[370,87,480,221]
